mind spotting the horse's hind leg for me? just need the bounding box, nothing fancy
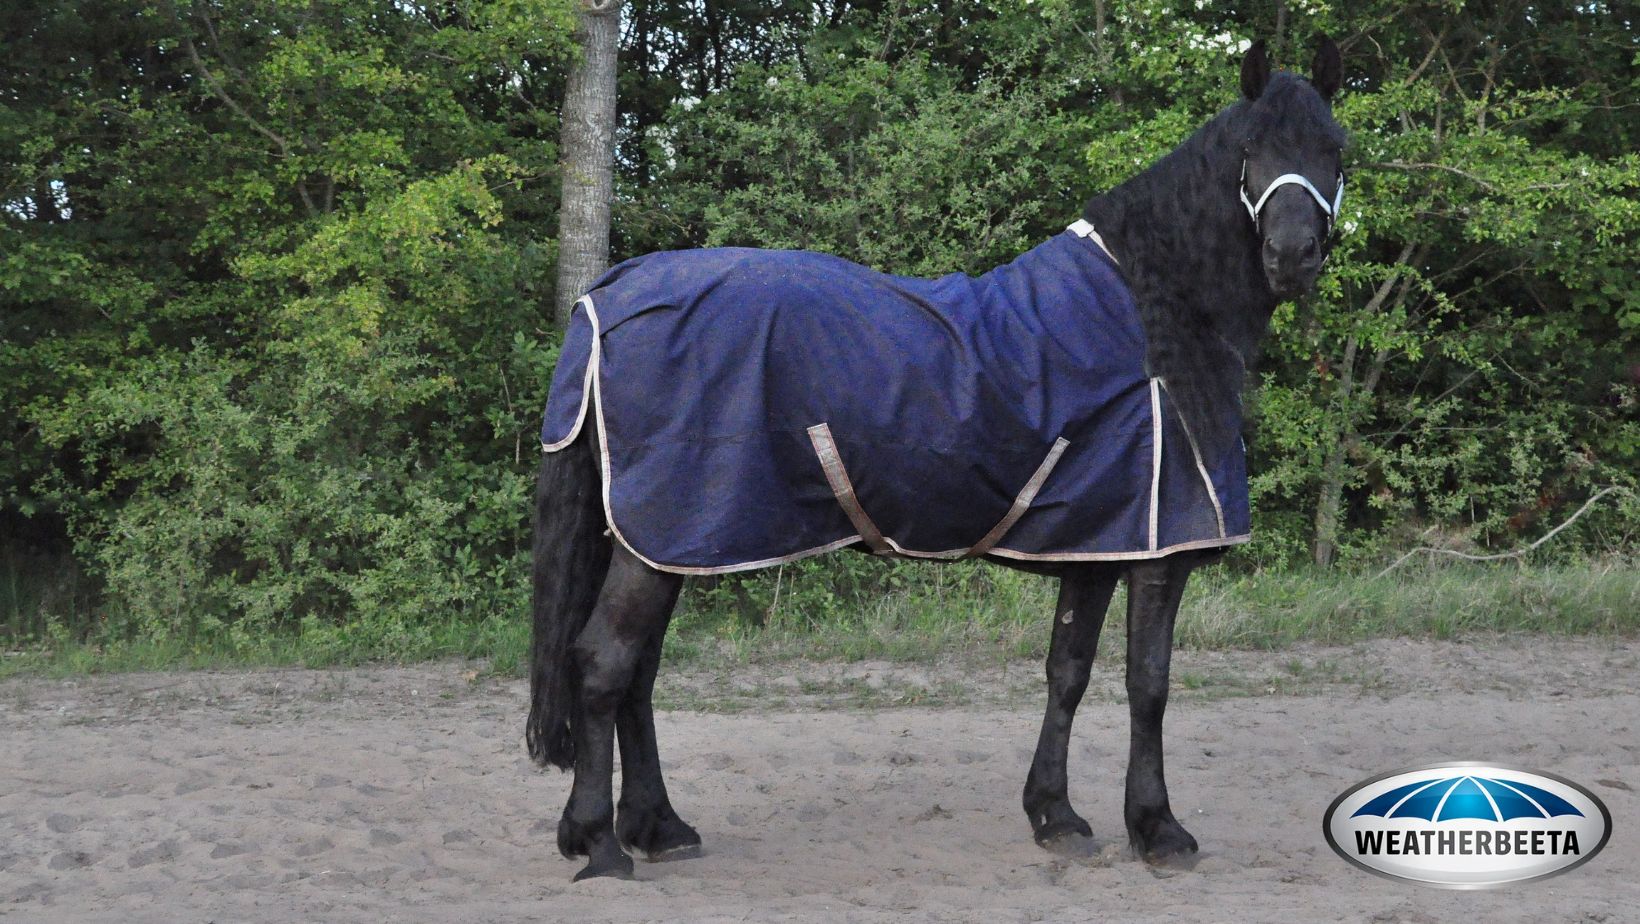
[1123,554,1199,862]
[1023,565,1117,848]
[558,546,683,881]
[614,607,701,861]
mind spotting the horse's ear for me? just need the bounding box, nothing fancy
[1241,39,1270,100]
[1311,35,1342,101]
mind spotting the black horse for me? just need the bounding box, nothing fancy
[528,38,1346,881]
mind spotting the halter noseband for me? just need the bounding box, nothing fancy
[1239,159,1345,236]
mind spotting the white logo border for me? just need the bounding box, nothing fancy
[1322,761,1614,890]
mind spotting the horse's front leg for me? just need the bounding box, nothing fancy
[1023,565,1118,847]
[560,548,683,881]
[1123,553,1198,861]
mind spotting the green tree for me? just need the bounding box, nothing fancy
[3,0,577,638]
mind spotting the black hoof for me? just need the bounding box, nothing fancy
[1127,810,1198,863]
[618,805,703,862]
[1027,801,1093,847]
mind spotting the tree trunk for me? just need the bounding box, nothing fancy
[1272,1,1287,61]
[554,0,622,330]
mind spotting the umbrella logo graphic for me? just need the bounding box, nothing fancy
[1323,763,1612,888]
[1350,775,1583,823]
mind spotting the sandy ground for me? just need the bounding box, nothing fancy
[2,637,1637,923]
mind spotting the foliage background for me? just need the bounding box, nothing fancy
[2,0,1635,653]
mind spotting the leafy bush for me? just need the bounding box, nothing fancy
[4,2,571,644]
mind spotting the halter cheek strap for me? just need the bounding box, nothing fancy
[1240,159,1345,235]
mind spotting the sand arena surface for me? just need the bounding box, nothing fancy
[2,637,1636,923]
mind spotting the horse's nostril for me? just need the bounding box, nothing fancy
[1264,236,1319,266]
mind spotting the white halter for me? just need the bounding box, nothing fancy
[1239,159,1345,235]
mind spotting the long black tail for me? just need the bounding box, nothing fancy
[526,430,613,770]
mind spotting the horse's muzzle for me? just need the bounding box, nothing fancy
[1262,233,1322,300]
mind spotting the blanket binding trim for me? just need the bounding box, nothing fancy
[540,296,598,452]
[964,437,1071,559]
[1156,379,1228,539]
[807,423,892,555]
[1148,379,1163,551]
[565,293,1252,576]
[986,534,1252,563]
[1067,219,1119,264]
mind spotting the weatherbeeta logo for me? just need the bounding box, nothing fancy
[1324,763,1612,888]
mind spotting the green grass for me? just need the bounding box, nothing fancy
[2,552,1636,679]
[658,556,1640,668]
[1173,558,1640,647]
[0,613,532,679]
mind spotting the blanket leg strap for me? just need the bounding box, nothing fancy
[965,437,1072,559]
[807,423,893,555]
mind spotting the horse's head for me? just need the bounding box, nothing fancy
[1236,37,1346,301]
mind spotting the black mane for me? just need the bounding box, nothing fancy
[1083,71,1339,467]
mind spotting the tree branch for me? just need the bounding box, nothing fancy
[1362,241,1419,315]
[165,1,318,216]
[1405,23,1449,85]
[1372,160,1495,192]
[1373,487,1633,579]
[196,2,252,86]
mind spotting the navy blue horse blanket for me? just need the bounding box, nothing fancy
[540,222,1249,574]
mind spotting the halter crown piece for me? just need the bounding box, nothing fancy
[1239,159,1345,235]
